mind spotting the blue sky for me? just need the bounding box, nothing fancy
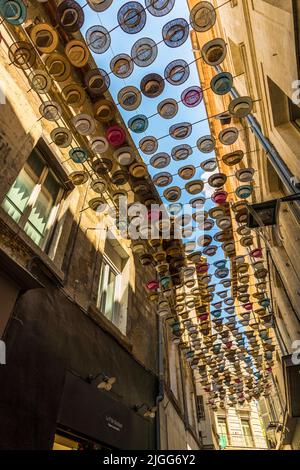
[80,2,218,229]
[79,1,252,339]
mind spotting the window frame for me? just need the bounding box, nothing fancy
[2,145,65,253]
[196,395,205,421]
[217,416,230,448]
[240,417,255,448]
[288,98,300,132]
[96,254,121,324]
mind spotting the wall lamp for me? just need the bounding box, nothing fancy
[134,404,157,419]
[87,372,117,391]
[267,422,285,433]
[247,194,300,228]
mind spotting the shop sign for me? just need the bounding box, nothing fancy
[58,372,151,449]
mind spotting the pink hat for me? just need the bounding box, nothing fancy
[212,190,228,204]
[106,125,126,147]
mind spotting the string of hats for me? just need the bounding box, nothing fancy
[0,0,274,406]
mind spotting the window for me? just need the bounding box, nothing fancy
[228,38,244,76]
[227,38,252,97]
[95,238,129,332]
[241,418,254,448]
[289,99,300,131]
[185,374,196,429]
[217,416,230,449]
[97,258,120,322]
[1,147,63,250]
[196,395,205,421]
[169,341,180,400]
[268,76,300,130]
[261,0,292,13]
[267,395,278,422]
[265,159,284,195]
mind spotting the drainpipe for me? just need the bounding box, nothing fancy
[155,315,164,450]
[216,66,300,223]
[292,0,300,80]
[178,348,189,428]
[231,87,300,196]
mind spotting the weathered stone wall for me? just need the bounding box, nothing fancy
[188,0,300,449]
[0,287,157,449]
[159,394,200,450]
[0,7,158,374]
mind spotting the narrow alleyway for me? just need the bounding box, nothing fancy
[0,0,299,453]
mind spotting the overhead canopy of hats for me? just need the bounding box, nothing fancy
[0,0,275,408]
[1,0,163,214]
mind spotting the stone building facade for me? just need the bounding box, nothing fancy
[0,0,201,450]
[188,0,300,450]
[213,401,267,450]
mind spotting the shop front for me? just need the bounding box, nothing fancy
[0,285,158,450]
[53,372,153,450]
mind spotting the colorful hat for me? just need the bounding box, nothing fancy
[65,40,89,67]
[0,0,27,25]
[181,86,203,107]
[86,25,111,54]
[118,86,142,111]
[9,41,36,70]
[139,136,158,155]
[110,53,134,78]
[202,38,227,66]
[197,135,216,153]
[57,0,84,33]
[162,18,189,48]
[211,72,233,95]
[87,0,113,12]
[128,115,149,133]
[157,99,178,119]
[106,125,126,146]
[146,0,175,17]
[131,37,158,67]
[165,59,190,85]
[219,127,239,145]
[118,2,147,34]
[190,1,216,32]
[141,73,165,98]
[30,23,59,53]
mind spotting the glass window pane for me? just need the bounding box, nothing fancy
[2,168,36,222]
[97,262,107,312]
[27,149,45,180]
[1,148,45,225]
[25,170,60,247]
[97,261,118,322]
[218,417,229,449]
[105,269,116,320]
[241,419,254,447]
[196,395,205,420]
